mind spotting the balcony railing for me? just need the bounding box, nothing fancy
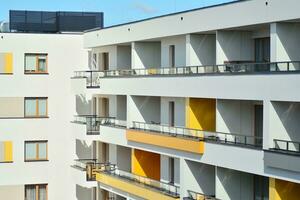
[92,163,180,198]
[184,190,219,200]
[73,159,97,170]
[132,121,263,148]
[72,70,103,88]
[272,139,300,154]
[72,115,116,135]
[72,62,300,86]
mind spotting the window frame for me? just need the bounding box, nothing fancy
[24,53,48,74]
[24,140,48,162]
[24,97,48,118]
[25,184,48,200]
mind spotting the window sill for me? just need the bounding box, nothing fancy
[24,72,49,75]
[24,116,49,119]
[24,159,49,162]
[0,161,13,163]
[0,73,13,75]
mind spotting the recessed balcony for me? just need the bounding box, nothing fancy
[127,121,262,154]
[91,163,180,200]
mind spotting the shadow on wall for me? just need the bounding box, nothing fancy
[75,94,92,115]
[273,102,300,142]
[134,42,161,69]
[76,185,92,200]
[187,161,215,196]
[217,31,254,63]
[277,23,300,67]
[76,139,93,159]
[132,96,161,124]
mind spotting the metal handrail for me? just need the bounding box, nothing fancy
[186,190,220,200]
[73,159,98,170]
[72,115,116,135]
[131,121,263,148]
[93,163,180,197]
[273,139,300,153]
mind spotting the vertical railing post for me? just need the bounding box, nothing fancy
[287,141,289,151]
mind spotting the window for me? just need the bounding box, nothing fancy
[0,141,13,163]
[25,184,47,200]
[25,141,48,161]
[25,97,48,118]
[25,54,48,74]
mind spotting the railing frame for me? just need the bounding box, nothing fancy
[131,121,263,148]
[92,163,180,197]
[273,139,300,153]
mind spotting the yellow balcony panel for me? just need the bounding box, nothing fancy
[127,129,204,154]
[96,172,179,200]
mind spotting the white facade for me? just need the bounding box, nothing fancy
[2,0,300,200]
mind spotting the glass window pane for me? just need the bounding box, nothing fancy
[25,143,36,160]
[38,143,47,160]
[25,185,36,200]
[38,99,47,116]
[25,55,36,71]
[37,56,47,72]
[25,99,37,117]
[38,185,47,200]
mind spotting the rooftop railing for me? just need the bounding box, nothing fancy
[272,139,300,154]
[132,121,263,148]
[184,190,219,200]
[72,115,116,135]
[93,163,180,198]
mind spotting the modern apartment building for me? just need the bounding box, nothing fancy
[2,0,300,199]
[0,11,101,200]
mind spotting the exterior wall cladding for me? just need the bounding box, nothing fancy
[1,0,300,200]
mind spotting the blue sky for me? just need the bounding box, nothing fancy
[1,0,234,27]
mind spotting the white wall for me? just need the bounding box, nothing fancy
[161,35,186,67]
[269,101,300,149]
[271,22,300,65]
[216,167,253,200]
[216,30,254,64]
[186,34,216,66]
[160,97,185,127]
[160,155,180,186]
[92,45,117,70]
[0,33,86,200]
[181,159,215,197]
[216,99,259,137]
[0,185,24,200]
[117,146,131,172]
[127,96,161,126]
[132,42,161,69]
[116,95,127,120]
[117,45,131,69]
[84,0,300,47]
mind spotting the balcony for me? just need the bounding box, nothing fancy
[90,163,180,200]
[127,122,262,154]
[72,115,126,135]
[183,190,219,200]
[264,139,300,172]
[73,61,300,81]
[72,71,102,88]
[72,159,98,181]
